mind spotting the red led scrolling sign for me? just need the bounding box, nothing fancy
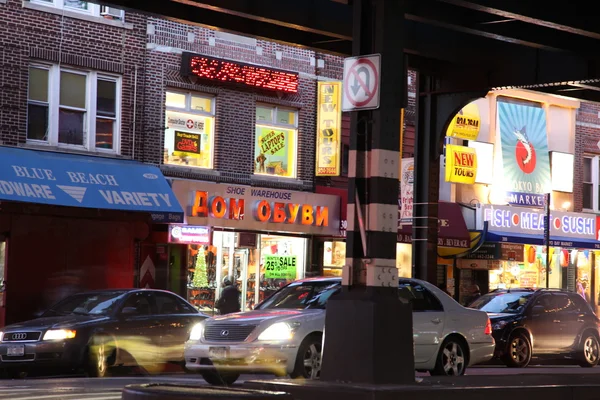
[180,52,299,94]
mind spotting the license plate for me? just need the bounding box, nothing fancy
[209,346,229,359]
[7,345,24,357]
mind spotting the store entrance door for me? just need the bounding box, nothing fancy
[0,239,7,328]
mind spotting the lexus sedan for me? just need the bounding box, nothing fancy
[469,288,600,368]
[0,289,208,378]
[184,277,494,385]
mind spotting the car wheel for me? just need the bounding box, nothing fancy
[578,332,600,368]
[431,337,467,376]
[201,370,240,386]
[503,332,532,368]
[87,335,115,378]
[290,334,322,380]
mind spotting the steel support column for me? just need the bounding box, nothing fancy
[320,0,414,384]
[412,81,488,282]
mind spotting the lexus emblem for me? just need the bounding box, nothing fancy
[220,330,229,337]
[11,333,27,340]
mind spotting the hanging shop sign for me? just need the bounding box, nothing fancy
[264,255,297,279]
[171,181,341,236]
[497,97,551,207]
[444,144,477,184]
[446,101,481,141]
[482,205,597,241]
[316,81,342,176]
[500,243,524,262]
[399,158,414,223]
[180,52,299,94]
[168,225,211,245]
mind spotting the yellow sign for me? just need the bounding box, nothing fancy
[445,144,477,184]
[316,81,342,176]
[446,101,481,140]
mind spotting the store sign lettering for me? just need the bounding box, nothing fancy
[191,190,328,227]
[483,205,597,240]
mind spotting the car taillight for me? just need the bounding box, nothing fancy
[484,318,492,335]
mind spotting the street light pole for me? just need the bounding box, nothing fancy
[544,193,551,288]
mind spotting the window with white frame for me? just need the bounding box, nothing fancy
[27,65,121,152]
[164,91,215,169]
[582,155,600,211]
[254,105,298,178]
[31,0,124,20]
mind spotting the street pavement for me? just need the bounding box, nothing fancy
[1,367,600,399]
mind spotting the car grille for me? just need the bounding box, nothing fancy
[2,332,41,342]
[204,324,256,342]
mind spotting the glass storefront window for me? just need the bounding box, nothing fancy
[187,232,307,314]
[164,91,214,169]
[254,104,298,178]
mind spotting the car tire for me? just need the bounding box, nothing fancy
[578,332,600,368]
[290,334,322,380]
[86,335,115,378]
[201,370,240,386]
[430,337,468,376]
[503,332,532,368]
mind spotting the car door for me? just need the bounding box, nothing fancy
[526,293,562,353]
[116,291,161,365]
[399,281,445,365]
[556,293,588,351]
[151,291,200,363]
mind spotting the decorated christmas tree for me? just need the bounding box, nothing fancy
[192,251,209,288]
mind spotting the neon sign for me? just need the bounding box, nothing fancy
[191,190,329,227]
[181,53,299,94]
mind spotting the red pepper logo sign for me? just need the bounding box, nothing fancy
[513,126,536,174]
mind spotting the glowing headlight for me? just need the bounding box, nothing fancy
[258,322,297,341]
[0,331,3,342]
[189,323,204,341]
[43,329,76,341]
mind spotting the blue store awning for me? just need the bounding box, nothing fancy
[486,232,600,250]
[0,147,183,223]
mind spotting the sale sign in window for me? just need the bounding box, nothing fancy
[264,255,297,280]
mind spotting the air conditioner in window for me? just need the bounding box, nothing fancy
[100,6,123,19]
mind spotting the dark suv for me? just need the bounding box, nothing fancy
[469,288,600,368]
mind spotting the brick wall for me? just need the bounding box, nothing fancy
[144,18,344,191]
[0,0,147,157]
[574,102,600,212]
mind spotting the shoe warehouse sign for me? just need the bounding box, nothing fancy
[171,181,341,236]
[480,205,598,242]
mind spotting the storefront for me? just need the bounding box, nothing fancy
[0,147,184,326]
[169,180,340,314]
[464,204,600,309]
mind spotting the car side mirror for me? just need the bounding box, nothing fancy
[532,305,544,316]
[121,307,138,315]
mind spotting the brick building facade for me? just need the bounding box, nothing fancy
[574,101,600,213]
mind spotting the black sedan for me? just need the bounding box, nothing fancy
[0,289,208,377]
[469,288,600,368]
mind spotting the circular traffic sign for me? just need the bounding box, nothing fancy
[344,58,379,108]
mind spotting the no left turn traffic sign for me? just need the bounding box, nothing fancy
[342,54,381,111]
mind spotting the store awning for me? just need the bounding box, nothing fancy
[0,147,183,223]
[398,201,471,248]
[486,232,600,250]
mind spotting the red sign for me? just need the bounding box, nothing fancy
[181,53,299,94]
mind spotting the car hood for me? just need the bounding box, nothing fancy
[207,309,322,325]
[3,315,109,331]
[488,312,517,321]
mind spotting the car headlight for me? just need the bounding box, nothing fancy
[189,323,204,341]
[43,329,76,341]
[0,331,3,342]
[492,320,509,331]
[258,322,299,341]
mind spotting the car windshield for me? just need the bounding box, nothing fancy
[469,292,533,313]
[42,291,128,317]
[255,281,341,310]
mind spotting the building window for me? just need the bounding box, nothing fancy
[254,104,298,178]
[27,65,121,152]
[164,91,215,169]
[31,0,124,20]
[342,143,349,176]
[583,155,600,211]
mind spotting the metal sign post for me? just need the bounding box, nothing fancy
[544,193,551,288]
